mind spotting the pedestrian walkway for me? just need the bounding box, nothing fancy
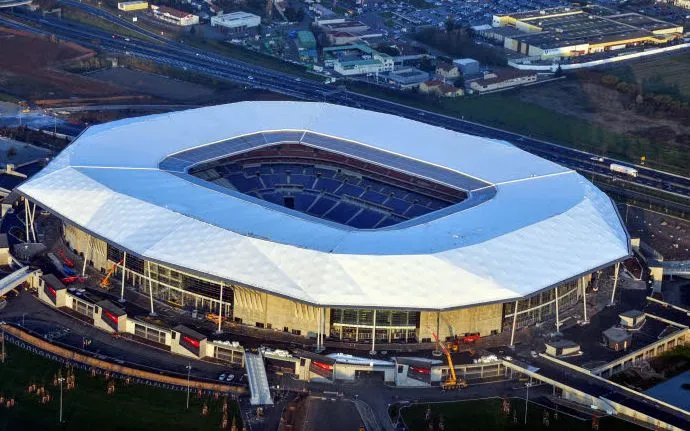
[245,352,273,406]
[0,266,36,297]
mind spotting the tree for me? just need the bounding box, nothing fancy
[7,146,17,159]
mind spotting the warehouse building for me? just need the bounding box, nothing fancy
[16,102,630,352]
[491,7,683,59]
[210,11,260,33]
[117,0,148,11]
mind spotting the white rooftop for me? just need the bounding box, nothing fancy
[17,102,630,310]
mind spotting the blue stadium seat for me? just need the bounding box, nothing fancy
[289,174,314,188]
[313,177,340,193]
[324,202,359,224]
[405,204,429,218]
[348,210,384,229]
[294,194,317,211]
[308,196,337,216]
[336,183,364,197]
[361,190,387,205]
[385,197,411,215]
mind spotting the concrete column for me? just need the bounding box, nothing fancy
[555,286,560,333]
[217,281,224,334]
[146,261,155,316]
[29,202,37,242]
[316,306,321,350]
[23,202,30,243]
[610,262,620,306]
[81,237,89,277]
[510,300,519,348]
[119,252,127,303]
[370,309,376,355]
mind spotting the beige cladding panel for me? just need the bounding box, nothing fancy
[63,223,108,270]
[420,303,503,340]
[232,286,322,335]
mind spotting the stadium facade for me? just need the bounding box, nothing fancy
[16,102,631,347]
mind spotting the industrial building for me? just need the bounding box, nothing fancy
[150,4,199,26]
[386,67,429,89]
[454,58,480,76]
[210,11,260,33]
[117,0,148,11]
[322,44,393,76]
[491,7,683,59]
[16,102,630,351]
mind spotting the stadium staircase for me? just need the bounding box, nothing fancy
[245,352,273,406]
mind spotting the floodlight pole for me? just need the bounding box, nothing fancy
[610,262,620,306]
[185,363,192,409]
[524,376,531,425]
[58,377,65,423]
[510,300,519,348]
[119,252,127,303]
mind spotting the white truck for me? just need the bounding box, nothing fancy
[610,163,638,177]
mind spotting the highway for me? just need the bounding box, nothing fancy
[1,7,690,199]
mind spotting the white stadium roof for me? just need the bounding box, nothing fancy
[17,102,630,310]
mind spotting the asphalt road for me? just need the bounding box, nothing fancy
[1,9,690,201]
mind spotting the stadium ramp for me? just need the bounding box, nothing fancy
[245,352,273,406]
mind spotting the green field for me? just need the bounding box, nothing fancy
[0,343,242,431]
[399,398,646,431]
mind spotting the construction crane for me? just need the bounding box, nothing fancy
[432,331,467,390]
[100,259,123,288]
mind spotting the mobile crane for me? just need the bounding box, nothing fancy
[432,331,467,390]
[100,258,123,288]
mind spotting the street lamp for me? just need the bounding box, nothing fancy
[58,377,65,423]
[185,363,192,409]
[524,376,532,425]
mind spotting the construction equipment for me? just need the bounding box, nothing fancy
[100,259,123,288]
[62,276,87,285]
[445,332,481,352]
[432,331,467,390]
[57,250,75,268]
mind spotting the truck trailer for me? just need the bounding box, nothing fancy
[610,163,638,177]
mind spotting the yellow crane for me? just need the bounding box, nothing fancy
[432,331,467,390]
[100,258,123,288]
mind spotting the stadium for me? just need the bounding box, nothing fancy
[16,102,631,348]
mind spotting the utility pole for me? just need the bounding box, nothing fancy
[185,363,192,409]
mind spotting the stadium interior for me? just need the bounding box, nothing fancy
[189,144,466,229]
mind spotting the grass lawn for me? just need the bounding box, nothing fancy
[0,343,242,431]
[400,398,647,431]
[62,7,152,43]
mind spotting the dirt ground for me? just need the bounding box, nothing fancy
[0,28,133,101]
[87,68,215,102]
[517,78,690,138]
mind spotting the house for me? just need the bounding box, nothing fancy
[469,70,537,93]
[419,80,464,97]
[150,5,199,26]
[435,61,460,81]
